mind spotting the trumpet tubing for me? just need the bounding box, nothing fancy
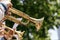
[9,8,30,20]
[5,15,27,25]
[2,25,25,40]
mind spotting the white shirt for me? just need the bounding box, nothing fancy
[48,26,58,40]
[0,0,11,21]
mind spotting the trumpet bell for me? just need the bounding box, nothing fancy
[30,17,44,31]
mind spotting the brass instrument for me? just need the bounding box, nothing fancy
[9,8,44,31]
[2,24,25,40]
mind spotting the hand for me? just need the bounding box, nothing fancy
[0,21,3,26]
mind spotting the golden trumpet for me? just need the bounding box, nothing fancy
[9,8,44,31]
[2,24,25,40]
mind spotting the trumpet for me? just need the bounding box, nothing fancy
[2,24,25,40]
[8,8,44,31]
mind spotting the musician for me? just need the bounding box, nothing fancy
[0,0,12,40]
[0,0,12,26]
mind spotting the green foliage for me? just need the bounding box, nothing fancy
[6,0,59,40]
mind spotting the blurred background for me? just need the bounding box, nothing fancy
[6,0,60,40]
